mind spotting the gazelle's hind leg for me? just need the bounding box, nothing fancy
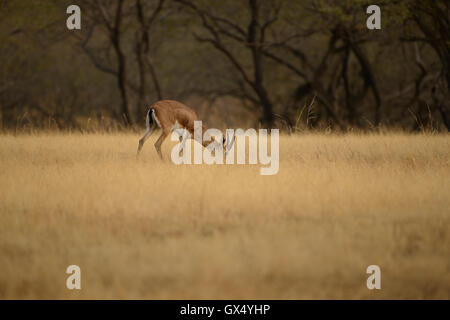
[137,109,155,156]
[137,128,154,156]
[154,129,170,160]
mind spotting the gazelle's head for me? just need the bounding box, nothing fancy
[203,130,235,155]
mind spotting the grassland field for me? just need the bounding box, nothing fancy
[0,132,449,299]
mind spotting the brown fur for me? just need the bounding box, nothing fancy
[137,100,218,159]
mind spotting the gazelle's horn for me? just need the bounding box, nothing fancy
[225,130,235,155]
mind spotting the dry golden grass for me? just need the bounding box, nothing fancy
[0,132,449,299]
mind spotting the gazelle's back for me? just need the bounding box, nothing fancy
[150,100,200,129]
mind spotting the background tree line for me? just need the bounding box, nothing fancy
[0,0,448,132]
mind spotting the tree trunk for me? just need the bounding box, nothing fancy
[249,0,274,127]
[112,0,133,126]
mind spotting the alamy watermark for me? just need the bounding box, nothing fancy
[66,265,81,290]
[169,121,279,176]
[366,265,381,290]
[66,4,382,31]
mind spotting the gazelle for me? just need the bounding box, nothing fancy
[137,100,234,159]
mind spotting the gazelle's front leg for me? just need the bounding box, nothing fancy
[174,128,189,157]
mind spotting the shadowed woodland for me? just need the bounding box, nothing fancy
[0,0,449,132]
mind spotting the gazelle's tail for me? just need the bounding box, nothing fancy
[146,108,154,130]
[137,109,156,157]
